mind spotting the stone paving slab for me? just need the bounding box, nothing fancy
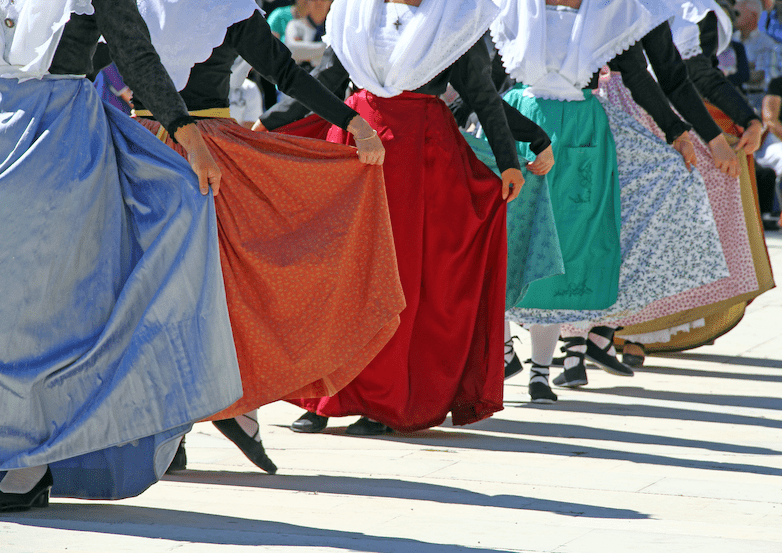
[2,232,781,553]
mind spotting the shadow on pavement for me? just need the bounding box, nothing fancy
[0,505,516,552]
[305,426,782,477]
[164,472,648,520]
[574,385,782,411]
[504,398,782,431]
[633,365,782,383]
[467,418,780,457]
[652,352,782,369]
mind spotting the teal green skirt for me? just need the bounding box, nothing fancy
[462,132,564,309]
[504,86,621,314]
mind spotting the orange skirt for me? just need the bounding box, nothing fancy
[138,118,405,419]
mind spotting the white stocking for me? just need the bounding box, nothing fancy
[529,324,561,366]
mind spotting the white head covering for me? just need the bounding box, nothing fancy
[136,0,259,90]
[324,0,499,98]
[0,0,94,80]
[652,0,733,58]
[491,0,664,101]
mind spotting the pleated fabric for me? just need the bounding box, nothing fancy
[611,87,774,343]
[279,91,509,431]
[459,131,565,308]
[0,77,241,499]
[138,117,405,419]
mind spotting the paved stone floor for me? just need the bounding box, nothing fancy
[2,232,781,553]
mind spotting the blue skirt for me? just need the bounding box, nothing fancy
[0,77,242,499]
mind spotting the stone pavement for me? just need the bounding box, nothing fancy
[2,233,781,553]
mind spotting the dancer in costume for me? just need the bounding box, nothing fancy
[0,0,242,511]
[492,0,735,397]
[261,0,530,435]
[132,0,404,465]
[614,0,774,364]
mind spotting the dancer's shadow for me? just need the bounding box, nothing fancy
[0,504,514,552]
[633,365,782,383]
[652,352,782,369]
[467,418,780,457]
[164,471,648,520]
[306,426,782,477]
[574,385,782,411]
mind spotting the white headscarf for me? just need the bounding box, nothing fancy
[491,0,665,101]
[136,0,259,90]
[652,0,733,58]
[0,0,94,80]
[324,0,500,98]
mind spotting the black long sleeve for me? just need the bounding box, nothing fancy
[449,40,520,172]
[641,22,723,143]
[179,12,356,130]
[685,12,759,129]
[49,0,193,134]
[609,42,691,144]
[260,46,351,130]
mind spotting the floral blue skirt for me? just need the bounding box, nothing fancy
[0,77,241,499]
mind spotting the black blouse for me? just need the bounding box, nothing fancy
[449,34,552,156]
[48,0,192,136]
[159,11,358,131]
[262,39,522,173]
[685,12,759,129]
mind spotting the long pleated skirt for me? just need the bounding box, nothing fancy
[0,77,242,499]
[138,117,405,420]
[609,84,774,345]
[278,91,509,431]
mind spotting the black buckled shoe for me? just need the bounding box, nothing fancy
[586,326,634,377]
[165,436,187,473]
[213,418,277,474]
[345,417,393,436]
[504,336,524,380]
[0,468,53,513]
[290,411,329,433]
[552,337,588,388]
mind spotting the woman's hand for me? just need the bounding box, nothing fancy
[348,115,385,165]
[173,123,222,196]
[526,145,554,175]
[672,132,696,171]
[501,168,524,202]
[252,119,267,132]
[734,119,763,155]
[708,134,739,178]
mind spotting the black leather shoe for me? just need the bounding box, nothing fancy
[165,437,187,473]
[586,326,634,377]
[504,337,524,380]
[552,337,588,388]
[345,417,393,436]
[290,411,329,433]
[213,419,277,474]
[621,341,646,368]
[0,468,53,512]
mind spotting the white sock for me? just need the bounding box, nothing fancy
[0,465,48,494]
[235,410,261,443]
[564,343,587,370]
[504,320,517,364]
[589,330,616,356]
[530,324,561,366]
[529,363,550,385]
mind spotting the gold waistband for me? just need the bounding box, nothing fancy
[131,107,232,119]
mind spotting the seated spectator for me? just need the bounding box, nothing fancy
[755,75,782,228]
[737,0,782,102]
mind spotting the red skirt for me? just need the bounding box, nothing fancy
[138,117,405,420]
[278,91,508,431]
